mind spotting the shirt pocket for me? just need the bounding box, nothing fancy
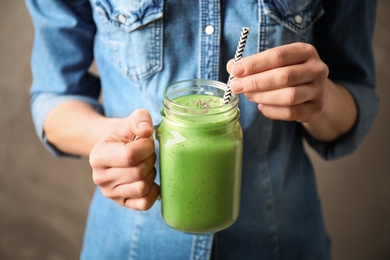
[93,0,163,81]
[263,0,324,35]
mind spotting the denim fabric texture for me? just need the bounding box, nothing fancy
[26,0,379,259]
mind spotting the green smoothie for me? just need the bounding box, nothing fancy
[157,94,243,234]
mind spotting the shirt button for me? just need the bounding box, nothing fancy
[204,25,215,35]
[294,15,303,24]
[118,14,127,24]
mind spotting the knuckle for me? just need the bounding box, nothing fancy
[136,198,153,211]
[89,155,98,168]
[123,144,137,166]
[319,62,329,78]
[92,173,101,186]
[286,88,299,105]
[134,181,150,197]
[271,48,287,66]
[139,138,155,153]
[279,69,294,86]
[300,43,316,57]
[101,188,115,200]
[282,107,296,121]
[89,145,102,168]
[246,77,258,92]
[131,166,144,181]
[304,43,316,53]
[145,138,156,150]
[92,171,105,186]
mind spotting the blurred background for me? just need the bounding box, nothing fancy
[0,0,389,259]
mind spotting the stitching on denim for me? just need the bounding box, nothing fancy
[199,0,220,80]
[262,177,280,260]
[94,1,164,81]
[257,106,280,259]
[129,214,142,260]
[262,0,324,34]
[199,0,206,79]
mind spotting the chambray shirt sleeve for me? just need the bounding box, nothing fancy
[26,0,103,157]
[306,0,380,160]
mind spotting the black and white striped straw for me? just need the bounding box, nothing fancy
[223,27,250,104]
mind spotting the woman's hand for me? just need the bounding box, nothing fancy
[228,42,357,142]
[228,42,329,122]
[89,109,159,211]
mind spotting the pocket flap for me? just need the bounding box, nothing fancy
[263,0,324,34]
[95,0,163,32]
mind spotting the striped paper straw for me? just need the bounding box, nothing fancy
[223,27,250,104]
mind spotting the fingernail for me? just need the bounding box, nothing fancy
[138,122,152,131]
[232,62,245,77]
[230,79,243,93]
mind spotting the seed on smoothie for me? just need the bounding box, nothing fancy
[194,97,220,108]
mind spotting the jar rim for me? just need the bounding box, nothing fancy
[163,79,239,117]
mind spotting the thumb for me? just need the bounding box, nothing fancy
[128,109,154,139]
[106,109,153,143]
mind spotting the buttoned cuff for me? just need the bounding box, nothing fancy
[304,81,379,160]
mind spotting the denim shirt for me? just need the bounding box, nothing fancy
[26,0,379,259]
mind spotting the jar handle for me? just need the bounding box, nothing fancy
[131,125,161,202]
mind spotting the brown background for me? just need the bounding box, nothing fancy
[1,0,389,259]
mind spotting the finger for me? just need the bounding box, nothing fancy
[90,138,155,168]
[258,101,323,122]
[110,167,157,200]
[226,59,234,74]
[92,153,157,187]
[230,64,315,94]
[129,109,154,139]
[230,42,316,77]
[105,109,154,143]
[123,183,160,211]
[245,85,316,106]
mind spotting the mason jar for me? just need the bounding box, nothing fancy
[155,79,243,234]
